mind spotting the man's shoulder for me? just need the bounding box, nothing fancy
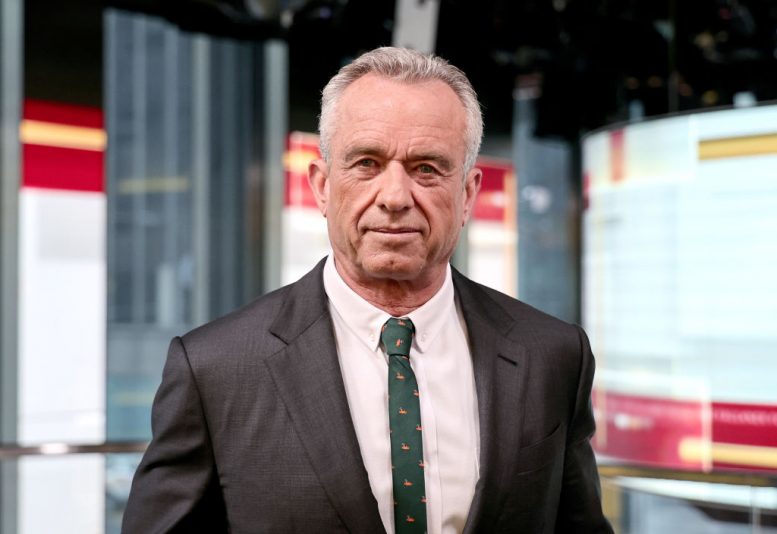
[453,273,590,373]
[179,259,328,359]
[452,271,580,338]
[184,283,290,341]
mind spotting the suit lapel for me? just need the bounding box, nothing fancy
[264,260,385,533]
[454,273,529,534]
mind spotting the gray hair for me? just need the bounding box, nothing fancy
[318,47,483,172]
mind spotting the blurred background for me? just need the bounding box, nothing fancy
[1,0,776,532]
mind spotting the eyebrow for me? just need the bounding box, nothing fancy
[343,145,387,163]
[342,146,455,172]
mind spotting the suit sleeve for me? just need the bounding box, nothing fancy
[122,337,227,533]
[554,326,613,534]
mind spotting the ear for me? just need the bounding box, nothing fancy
[308,158,330,217]
[461,167,482,226]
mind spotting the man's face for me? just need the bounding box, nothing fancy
[309,74,481,289]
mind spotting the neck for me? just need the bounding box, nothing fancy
[334,261,446,317]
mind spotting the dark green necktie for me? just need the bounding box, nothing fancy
[381,318,427,534]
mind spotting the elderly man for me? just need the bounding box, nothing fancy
[123,47,612,533]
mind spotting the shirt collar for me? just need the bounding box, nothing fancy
[322,255,455,354]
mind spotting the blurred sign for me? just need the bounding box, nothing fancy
[584,104,777,475]
[21,99,105,191]
[594,390,777,472]
[594,390,711,471]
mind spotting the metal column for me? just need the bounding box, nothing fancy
[0,0,21,531]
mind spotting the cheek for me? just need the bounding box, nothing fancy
[427,192,463,229]
[332,182,372,228]
[455,189,469,224]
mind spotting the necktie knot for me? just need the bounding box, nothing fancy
[381,318,414,357]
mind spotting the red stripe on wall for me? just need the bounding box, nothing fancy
[593,391,706,471]
[593,390,777,473]
[473,160,513,222]
[713,402,777,448]
[284,133,320,209]
[23,99,104,129]
[23,144,104,193]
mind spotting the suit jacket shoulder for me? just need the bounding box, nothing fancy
[180,257,330,372]
[452,270,587,373]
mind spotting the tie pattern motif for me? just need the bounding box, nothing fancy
[382,318,427,534]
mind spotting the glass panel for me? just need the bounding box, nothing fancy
[601,476,777,533]
[513,91,579,322]
[0,451,141,534]
[106,11,196,441]
[104,9,259,442]
[105,452,143,534]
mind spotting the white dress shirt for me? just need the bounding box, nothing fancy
[323,256,480,534]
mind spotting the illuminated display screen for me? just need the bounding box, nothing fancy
[582,105,777,473]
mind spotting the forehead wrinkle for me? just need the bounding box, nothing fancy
[342,143,389,163]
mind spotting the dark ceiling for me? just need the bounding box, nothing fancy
[284,0,777,139]
[25,0,777,140]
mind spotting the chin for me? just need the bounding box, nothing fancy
[359,256,425,282]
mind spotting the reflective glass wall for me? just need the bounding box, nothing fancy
[105,9,258,442]
[103,8,283,532]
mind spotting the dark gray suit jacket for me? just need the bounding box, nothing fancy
[123,259,612,533]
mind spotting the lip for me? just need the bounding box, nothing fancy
[369,227,419,234]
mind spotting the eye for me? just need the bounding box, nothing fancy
[356,158,377,168]
[417,163,437,174]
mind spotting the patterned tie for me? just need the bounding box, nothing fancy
[381,318,427,534]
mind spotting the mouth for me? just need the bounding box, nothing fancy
[369,227,420,235]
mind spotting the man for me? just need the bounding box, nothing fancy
[123,47,612,533]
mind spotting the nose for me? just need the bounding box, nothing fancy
[375,161,414,212]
